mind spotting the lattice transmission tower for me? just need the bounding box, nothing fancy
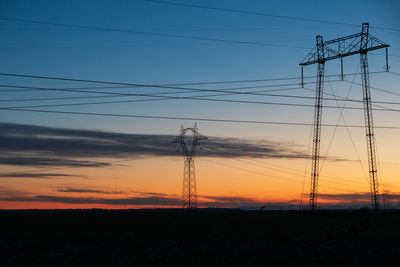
[173,123,207,209]
[300,23,389,210]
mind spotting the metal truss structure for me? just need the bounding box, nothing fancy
[173,123,207,209]
[300,23,389,209]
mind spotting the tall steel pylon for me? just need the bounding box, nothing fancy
[173,123,207,209]
[300,23,389,209]
[309,35,325,210]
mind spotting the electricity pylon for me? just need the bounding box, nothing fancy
[300,23,389,210]
[173,123,207,209]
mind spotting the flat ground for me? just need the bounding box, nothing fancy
[0,209,399,266]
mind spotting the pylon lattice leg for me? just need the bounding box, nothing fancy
[360,53,380,209]
[182,157,197,208]
[310,62,325,210]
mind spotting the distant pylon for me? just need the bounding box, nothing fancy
[173,123,207,209]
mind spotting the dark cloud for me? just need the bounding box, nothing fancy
[201,195,267,208]
[0,172,85,179]
[37,195,182,206]
[57,188,123,194]
[0,194,262,207]
[0,195,182,206]
[0,187,181,206]
[0,186,262,207]
[318,192,371,202]
[318,192,400,202]
[0,193,308,209]
[0,156,110,167]
[134,191,171,197]
[0,122,311,168]
[203,138,307,159]
[202,195,257,202]
[0,190,265,208]
[0,188,34,198]
[201,195,263,205]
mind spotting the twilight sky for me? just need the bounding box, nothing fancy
[0,0,399,209]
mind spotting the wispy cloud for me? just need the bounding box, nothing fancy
[200,195,267,208]
[0,156,111,167]
[0,192,305,209]
[0,188,268,208]
[0,172,86,179]
[318,192,372,202]
[0,194,182,206]
[318,192,400,202]
[57,188,123,194]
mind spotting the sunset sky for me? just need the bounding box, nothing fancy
[0,0,399,209]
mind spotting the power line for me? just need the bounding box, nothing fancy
[144,0,357,27]
[0,73,399,112]
[0,26,351,32]
[0,84,145,93]
[0,73,397,114]
[0,72,393,105]
[0,94,354,110]
[301,86,398,112]
[0,84,330,106]
[0,81,322,100]
[165,71,383,86]
[370,53,400,59]
[320,68,370,188]
[0,17,309,49]
[2,107,400,129]
[200,157,357,193]
[144,0,400,32]
[248,158,366,185]
[0,72,311,89]
[343,79,400,97]
[0,39,314,50]
[0,76,345,102]
[0,94,133,103]
[0,71,386,87]
[0,81,320,95]
[390,71,400,77]
[236,158,366,189]
[0,72,381,94]
[3,90,400,113]
[2,80,400,109]
[0,43,236,50]
[0,85,302,96]
[0,37,315,50]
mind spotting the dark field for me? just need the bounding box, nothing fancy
[1,209,399,266]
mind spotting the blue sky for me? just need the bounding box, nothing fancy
[0,0,399,137]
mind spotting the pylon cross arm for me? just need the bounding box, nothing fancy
[300,25,389,67]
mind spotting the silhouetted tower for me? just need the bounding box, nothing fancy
[300,23,389,209]
[173,123,207,209]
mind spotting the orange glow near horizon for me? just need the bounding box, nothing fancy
[1,152,399,209]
